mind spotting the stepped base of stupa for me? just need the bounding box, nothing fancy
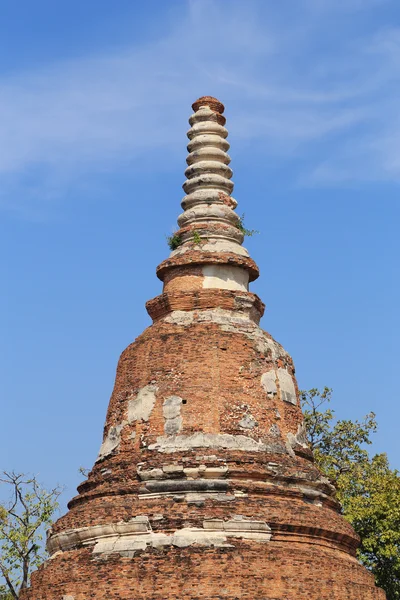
[24,543,385,599]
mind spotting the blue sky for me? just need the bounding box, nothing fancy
[1,0,399,510]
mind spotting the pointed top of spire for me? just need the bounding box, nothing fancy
[192,96,225,115]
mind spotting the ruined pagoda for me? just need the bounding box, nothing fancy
[23,97,385,599]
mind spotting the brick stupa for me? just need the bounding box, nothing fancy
[23,98,386,599]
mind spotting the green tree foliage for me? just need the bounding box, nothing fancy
[301,388,400,599]
[0,472,62,599]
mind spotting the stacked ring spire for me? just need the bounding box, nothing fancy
[176,96,246,255]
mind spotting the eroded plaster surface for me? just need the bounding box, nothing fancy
[261,368,297,405]
[287,422,309,452]
[277,368,297,405]
[163,396,183,435]
[96,423,126,462]
[239,414,258,429]
[261,371,277,396]
[202,265,249,291]
[137,465,229,481]
[97,384,159,462]
[147,432,285,454]
[171,238,249,258]
[128,384,158,422]
[47,517,272,557]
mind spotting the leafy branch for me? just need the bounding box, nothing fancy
[0,472,62,598]
[301,388,400,599]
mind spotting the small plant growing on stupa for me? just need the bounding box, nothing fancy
[236,213,259,237]
[166,232,182,250]
[192,231,202,245]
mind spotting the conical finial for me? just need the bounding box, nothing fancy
[176,96,247,256]
[154,98,259,298]
[192,96,225,119]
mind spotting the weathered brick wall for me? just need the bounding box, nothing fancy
[21,303,385,599]
[25,543,385,599]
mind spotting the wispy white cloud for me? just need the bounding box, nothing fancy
[1,0,399,215]
[303,0,390,13]
[304,27,400,184]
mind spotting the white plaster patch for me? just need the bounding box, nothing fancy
[261,371,277,396]
[147,433,285,454]
[47,517,152,555]
[184,492,236,503]
[269,423,281,437]
[261,369,297,405]
[256,337,280,360]
[238,414,258,429]
[202,265,249,292]
[286,422,309,452]
[128,384,158,422]
[138,465,229,481]
[171,238,248,258]
[96,422,126,462]
[48,519,272,557]
[163,396,183,435]
[196,309,251,326]
[137,467,165,481]
[277,368,297,405]
[295,421,309,447]
[203,516,271,533]
[164,311,194,326]
[95,525,271,554]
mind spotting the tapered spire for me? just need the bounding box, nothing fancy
[176,96,246,256]
[155,97,259,297]
[175,96,246,256]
